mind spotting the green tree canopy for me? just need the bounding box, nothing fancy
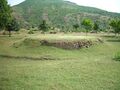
[109,19,120,35]
[6,18,20,37]
[93,22,99,32]
[73,24,79,30]
[81,19,93,29]
[81,19,93,35]
[0,0,11,30]
[38,20,49,32]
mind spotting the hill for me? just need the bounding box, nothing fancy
[12,0,120,30]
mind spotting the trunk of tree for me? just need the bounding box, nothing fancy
[86,32,87,36]
[9,30,11,37]
[115,32,117,37]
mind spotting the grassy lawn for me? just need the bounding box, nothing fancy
[0,34,120,90]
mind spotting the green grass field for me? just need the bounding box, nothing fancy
[0,33,120,90]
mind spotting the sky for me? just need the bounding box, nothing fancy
[8,0,120,13]
[67,0,120,13]
[8,0,25,6]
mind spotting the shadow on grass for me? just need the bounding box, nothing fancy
[0,54,60,61]
[107,39,120,42]
[102,35,116,38]
[101,35,120,38]
[101,35,120,42]
[0,54,76,61]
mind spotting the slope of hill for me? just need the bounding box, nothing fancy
[12,0,120,29]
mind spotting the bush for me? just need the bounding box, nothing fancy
[28,30,34,34]
[114,52,120,61]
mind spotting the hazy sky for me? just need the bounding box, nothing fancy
[8,0,120,13]
[67,0,120,13]
[8,0,25,6]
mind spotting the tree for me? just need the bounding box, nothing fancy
[109,19,120,35]
[73,24,79,31]
[38,20,48,32]
[0,0,11,30]
[93,22,99,33]
[81,19,93,35]
[6,19,20,37]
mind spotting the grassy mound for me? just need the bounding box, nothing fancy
[13,35,103,49]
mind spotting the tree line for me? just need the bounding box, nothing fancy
[0,0,120,36]
[38,18,120,35]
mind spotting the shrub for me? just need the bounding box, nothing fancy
[28,30,34,34]
[114,52,120,61]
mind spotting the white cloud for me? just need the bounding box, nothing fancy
[66,0,120,13]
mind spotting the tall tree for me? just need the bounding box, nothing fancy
[38,20,49,33]
[6,19,20,37]
[73,24,79,31]
[0,0,11,30]
[81,19,93,35]
[93,22,99,33]
[109,19,120,35]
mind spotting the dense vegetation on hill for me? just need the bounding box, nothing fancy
[12,0,120,31]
